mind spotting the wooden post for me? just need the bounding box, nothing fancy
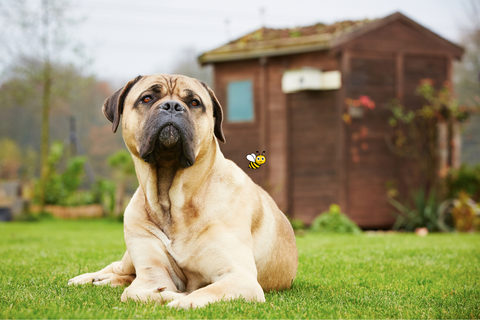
[337,50,350,213]
[395,52,404,101]
[451,120,461,169]
[437,121,448,173]
[259,57,269,187]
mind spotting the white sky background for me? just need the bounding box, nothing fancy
[71,0,469,83]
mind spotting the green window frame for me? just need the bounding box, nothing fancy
[227,80,254,122]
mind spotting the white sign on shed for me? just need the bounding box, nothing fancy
[281,68,341,93]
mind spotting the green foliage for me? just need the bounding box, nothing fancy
[289,218,306,231]
[289,30,302,37]
[61,156,87,194]
[107,150,135,178]
[0,138,37,180]
[445,164,480,201]
[91,179,116,216]
[13,210,55,222]
[310,204,361,234]
[34,142,87,206]
[387,99,416,126]
[1,220,479,318]
[32,141,116,208]
[389,188,442,232]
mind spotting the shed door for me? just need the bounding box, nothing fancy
[346,56,397,228]
[288,90,338,223]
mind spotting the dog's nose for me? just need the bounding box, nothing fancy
[159,101,185,113]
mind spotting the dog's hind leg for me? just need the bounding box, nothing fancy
[68,250,136,287]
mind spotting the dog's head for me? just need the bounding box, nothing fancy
[102,74,225,168]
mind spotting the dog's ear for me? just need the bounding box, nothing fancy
[199,81,226,143]
[102,75,143,133]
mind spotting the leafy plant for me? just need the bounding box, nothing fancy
[289,218,306,231]
[32,141,109,207]
[108,150,136,217]
[451,191,478,232]
[91,179,116,216]
[389,188,442,232]
[310,204,361,234]
[445,164,480,201]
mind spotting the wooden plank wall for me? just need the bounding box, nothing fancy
[399,55,448,193]
[345,53,398,227]
[341,19,452,227]
[289,90,339,222]
[213,60,265,187]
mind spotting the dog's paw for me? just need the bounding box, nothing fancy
[68,272,134,287]
[157,290,187,304]
[94,273,134,287]
[121,287,186,304]
[167,296,206,309]
[68,272,97,285]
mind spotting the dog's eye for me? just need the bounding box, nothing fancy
[141,96,152,103]
[191,99,200,107]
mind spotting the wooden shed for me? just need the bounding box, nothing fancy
[199,12,464,228]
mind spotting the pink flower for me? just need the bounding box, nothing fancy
[359,95,371,108]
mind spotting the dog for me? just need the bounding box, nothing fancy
[68,74,298,309]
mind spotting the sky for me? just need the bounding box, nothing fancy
[68,0,470,82]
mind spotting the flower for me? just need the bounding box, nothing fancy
[342,113,352,125]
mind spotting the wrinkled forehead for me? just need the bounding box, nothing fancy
[128,74,208,101]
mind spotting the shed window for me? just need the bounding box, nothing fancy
[227,80,254,122]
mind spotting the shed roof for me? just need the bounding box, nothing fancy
[199,12,464,64]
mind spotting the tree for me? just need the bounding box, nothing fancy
[107,150,136,217]
[454,0,480,165]
[170,47,213,86]
[454,0,480,108]
[0,0,85,212]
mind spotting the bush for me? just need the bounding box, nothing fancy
[389,188,442,232]
[91,179,116,215]
[311,204,361,234]
[289,219,306,231]
[14,210,54,222]
[33,142,116,210]
[445,164,480,201]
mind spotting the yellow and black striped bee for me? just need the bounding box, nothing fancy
[247,151,266,170]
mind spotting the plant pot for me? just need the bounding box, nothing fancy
[30,204,103,219]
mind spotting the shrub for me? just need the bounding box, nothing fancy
[451,191,478,232]
[91,179,116,215]
[389,188,442,232]
[32,142,116,210]
[445,164,480,201]
[310,204,361,234]
[289,219,306,231]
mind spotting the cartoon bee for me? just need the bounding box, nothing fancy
[247,151,266,170]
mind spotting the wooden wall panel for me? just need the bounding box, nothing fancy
[214,59,264,186]
[398,55,448,195]
[346,55,397,227]
[289,90,339,223]
[404,55,447,109]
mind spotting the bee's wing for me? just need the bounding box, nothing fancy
[246,154,256,162]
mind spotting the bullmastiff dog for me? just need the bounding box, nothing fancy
[68,74,298,309]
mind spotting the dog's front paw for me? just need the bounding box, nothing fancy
[167,296,207,309]
[121,287,186,304]
[68,272,134,287]
[68,272,97,285]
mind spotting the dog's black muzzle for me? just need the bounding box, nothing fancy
[139,101,195,168]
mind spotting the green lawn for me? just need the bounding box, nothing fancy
[0,220,479,319]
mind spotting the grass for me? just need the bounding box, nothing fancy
[0,220,479,319]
